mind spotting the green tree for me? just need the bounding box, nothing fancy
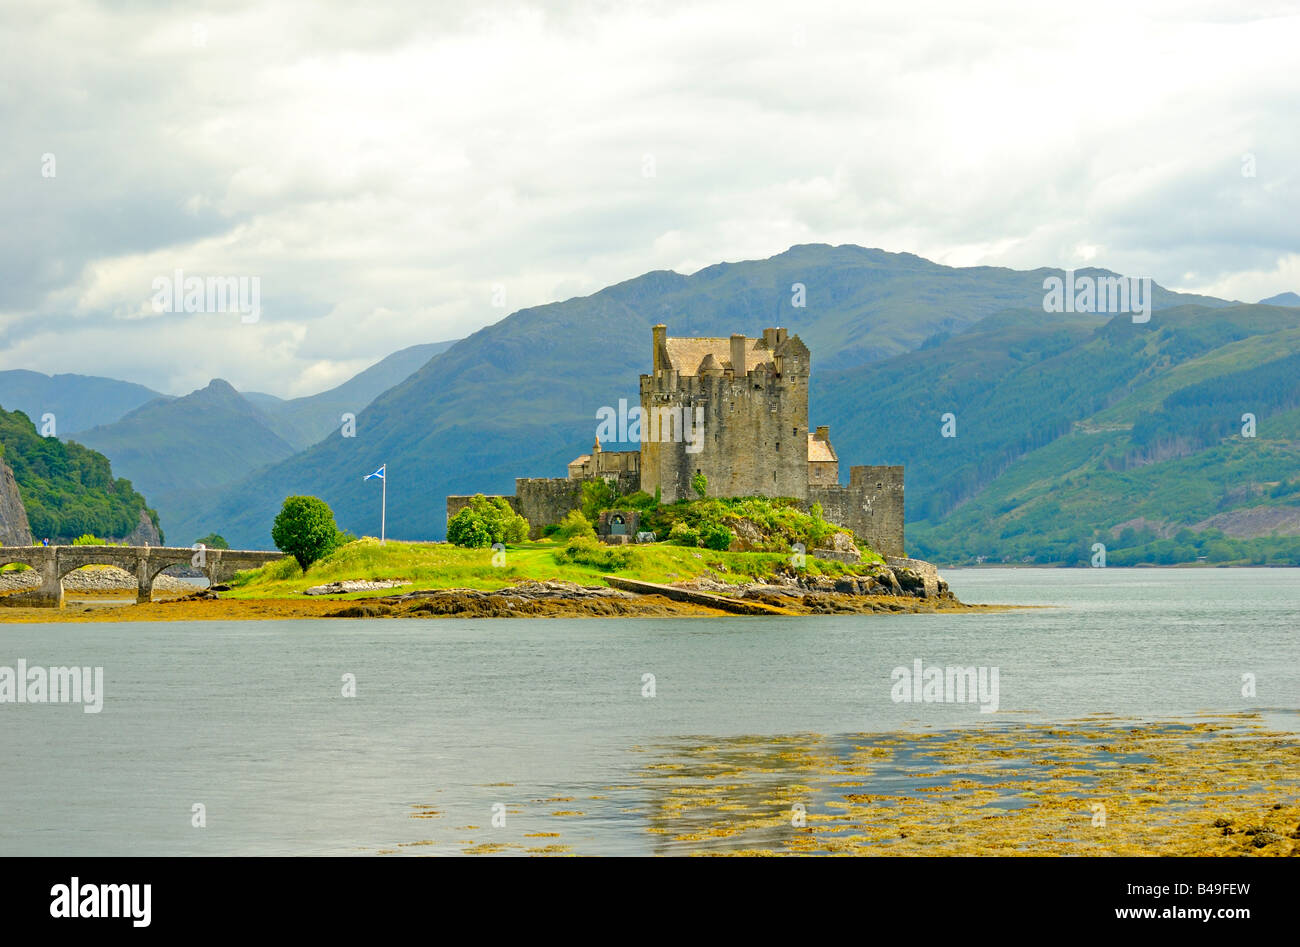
[691,472,707,499]
[555,509,596,541]
[194,532,230,550]
[580,478,618,520]
[447,494,530,547]
[446,508,493,548]
[271,495,341,571]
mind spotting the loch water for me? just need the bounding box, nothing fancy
[1,568,1296,855]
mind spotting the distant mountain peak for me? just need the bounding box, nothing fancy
[184,378,251,410]
[1258,291,1300,307]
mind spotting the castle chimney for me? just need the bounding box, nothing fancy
[652,324,667,374]
[729,334,746,376]
[762,327,778,349]
[814,425,829,441]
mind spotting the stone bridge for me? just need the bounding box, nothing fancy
[0,545,285,608]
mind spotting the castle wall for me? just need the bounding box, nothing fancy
[448,473,640,540]
[514,478,583,537]
[808,465,905,558]
[640,355,809,502]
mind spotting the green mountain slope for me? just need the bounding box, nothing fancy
[0,370,166,435]
[244,340,458,448]
[71,379,299,543]
[815,303,1300,564]
[173,244,1229,548]
[0,406,159,541]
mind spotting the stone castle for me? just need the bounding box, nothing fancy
[447,324,904,557]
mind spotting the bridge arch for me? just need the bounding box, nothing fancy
[0,550,48,570]
[0,545,282,609]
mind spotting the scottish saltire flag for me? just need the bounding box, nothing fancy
[364,464,385,481]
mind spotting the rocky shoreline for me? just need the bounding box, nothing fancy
[0,559,1016,622]
[314,560,985,620]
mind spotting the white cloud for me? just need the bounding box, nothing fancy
[1,0,1297,395]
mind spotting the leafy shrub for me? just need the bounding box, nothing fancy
[620,490,659,511]
[72,534,108,545]
[701,525,733,551]
[446,509,493,548]
[580,478,619,520]
[647,496,853,554]
[194,532,230,550]
[446,494,530,548]
[556,509,596,541]
[260,556,304,582]
[691,472,707,498]
[271,495,341,571]
[668,522,700,547]
[553,536,636,570]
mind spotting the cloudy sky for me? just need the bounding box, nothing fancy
[2,0,1297,397]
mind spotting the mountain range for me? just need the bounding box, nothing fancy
[158,244,1273,554]
[2,244,1296,564]
[0,341,455,541]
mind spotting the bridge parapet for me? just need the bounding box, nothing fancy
[0,546,284,608]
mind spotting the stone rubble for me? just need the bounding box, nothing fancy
[677,562,950,601]
[303,579,408,595]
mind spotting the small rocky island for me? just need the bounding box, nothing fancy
[320,558,972,621]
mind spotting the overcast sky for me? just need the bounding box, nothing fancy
[2,0,1297,397]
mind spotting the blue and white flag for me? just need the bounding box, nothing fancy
[364,464,386,481]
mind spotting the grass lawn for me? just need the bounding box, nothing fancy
[224,537,877,600]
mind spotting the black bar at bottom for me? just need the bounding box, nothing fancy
[3,855,1286,934]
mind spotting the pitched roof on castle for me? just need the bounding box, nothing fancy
[807,433,837,463]
[663,336,769,375]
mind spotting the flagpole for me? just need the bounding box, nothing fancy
[381,463,386,545]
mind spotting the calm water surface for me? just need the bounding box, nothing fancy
[1,568,1296,855]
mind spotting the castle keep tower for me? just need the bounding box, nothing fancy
[639,324,811,502]
[448,322,905,557]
